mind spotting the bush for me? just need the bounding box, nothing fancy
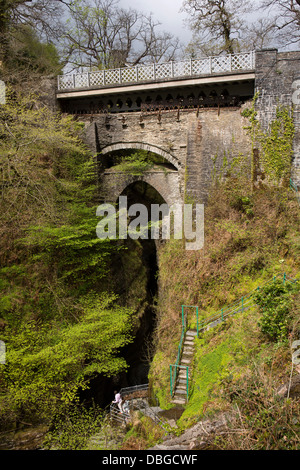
[254,279,299,342]
[43,404,105,450]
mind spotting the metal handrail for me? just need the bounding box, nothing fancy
[57,51,256,91]
[196,273,298,331]
[170,317,187,397]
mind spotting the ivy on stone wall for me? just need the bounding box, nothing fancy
[242,94,295,186]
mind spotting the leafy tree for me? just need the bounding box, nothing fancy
[0,87,87,237]
[0,87,130,428]
[1,294,133,424]
[4,24,62,75]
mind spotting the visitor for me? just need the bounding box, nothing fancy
[112,390,123,413]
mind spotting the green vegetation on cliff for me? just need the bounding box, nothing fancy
[149,178,300,449]
[0,89,139,431]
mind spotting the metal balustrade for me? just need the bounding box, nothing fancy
[57,51,255,91]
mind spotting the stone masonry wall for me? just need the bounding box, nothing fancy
[81,106,252,204]
[255,49,300,184]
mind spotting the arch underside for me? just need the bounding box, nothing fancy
[100,142,180,170]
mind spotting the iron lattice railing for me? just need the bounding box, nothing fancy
[57,51,256,91]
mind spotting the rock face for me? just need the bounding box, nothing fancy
[277,374,300,399]
[149,412,233,451]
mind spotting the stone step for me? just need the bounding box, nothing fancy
[182,348,194,355]
[177,378,188,384]
[182,350,194,356]
[181,360,192,366]
[183,342,194,348]
[172,398,186,405]
[186,330,197,336]
[174,389,187,395]
[183,341,194,347]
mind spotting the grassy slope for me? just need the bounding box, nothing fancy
[149,178,300,447]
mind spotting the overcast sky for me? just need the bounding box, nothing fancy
[119,0,192,45]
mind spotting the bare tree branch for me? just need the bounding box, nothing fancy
[181,0,251,55]
[259,0,300,47]
[62,0,181,70]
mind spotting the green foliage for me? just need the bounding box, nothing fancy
[254,279,299,341]
[217,365,300,450]
[0,87,133,431]
[109,151,166,175]
[230,195,254,217]
[1,294,133,424]
[43,403,106,450]
[178,339,233,426]
[0,88,89,232]
[7,25,63,75]
[260,106,294,183]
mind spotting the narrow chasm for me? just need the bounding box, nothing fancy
[120,238,158,386]
[80,181,165,408]
[80,238,159,409]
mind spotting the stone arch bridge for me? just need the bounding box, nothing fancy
[55,49,300,206]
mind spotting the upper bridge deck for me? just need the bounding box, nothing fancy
[56,51,256,99]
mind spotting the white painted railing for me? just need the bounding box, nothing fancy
[57,51,255,91]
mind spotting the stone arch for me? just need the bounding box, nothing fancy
[100,171,182,208]
[100,142,180,170]
[117,179,167,205]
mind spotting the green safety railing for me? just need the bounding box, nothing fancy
[197,273,298,331]
[170,272,298,401]
[170,305,199,399]
[170,314,187,399]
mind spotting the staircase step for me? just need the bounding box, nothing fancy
[171,330,196,404]
[186,330,197,337]
[181,359,191,366]
[182,350,194,356]
[174,389,187,395]
[172,398,186,405]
